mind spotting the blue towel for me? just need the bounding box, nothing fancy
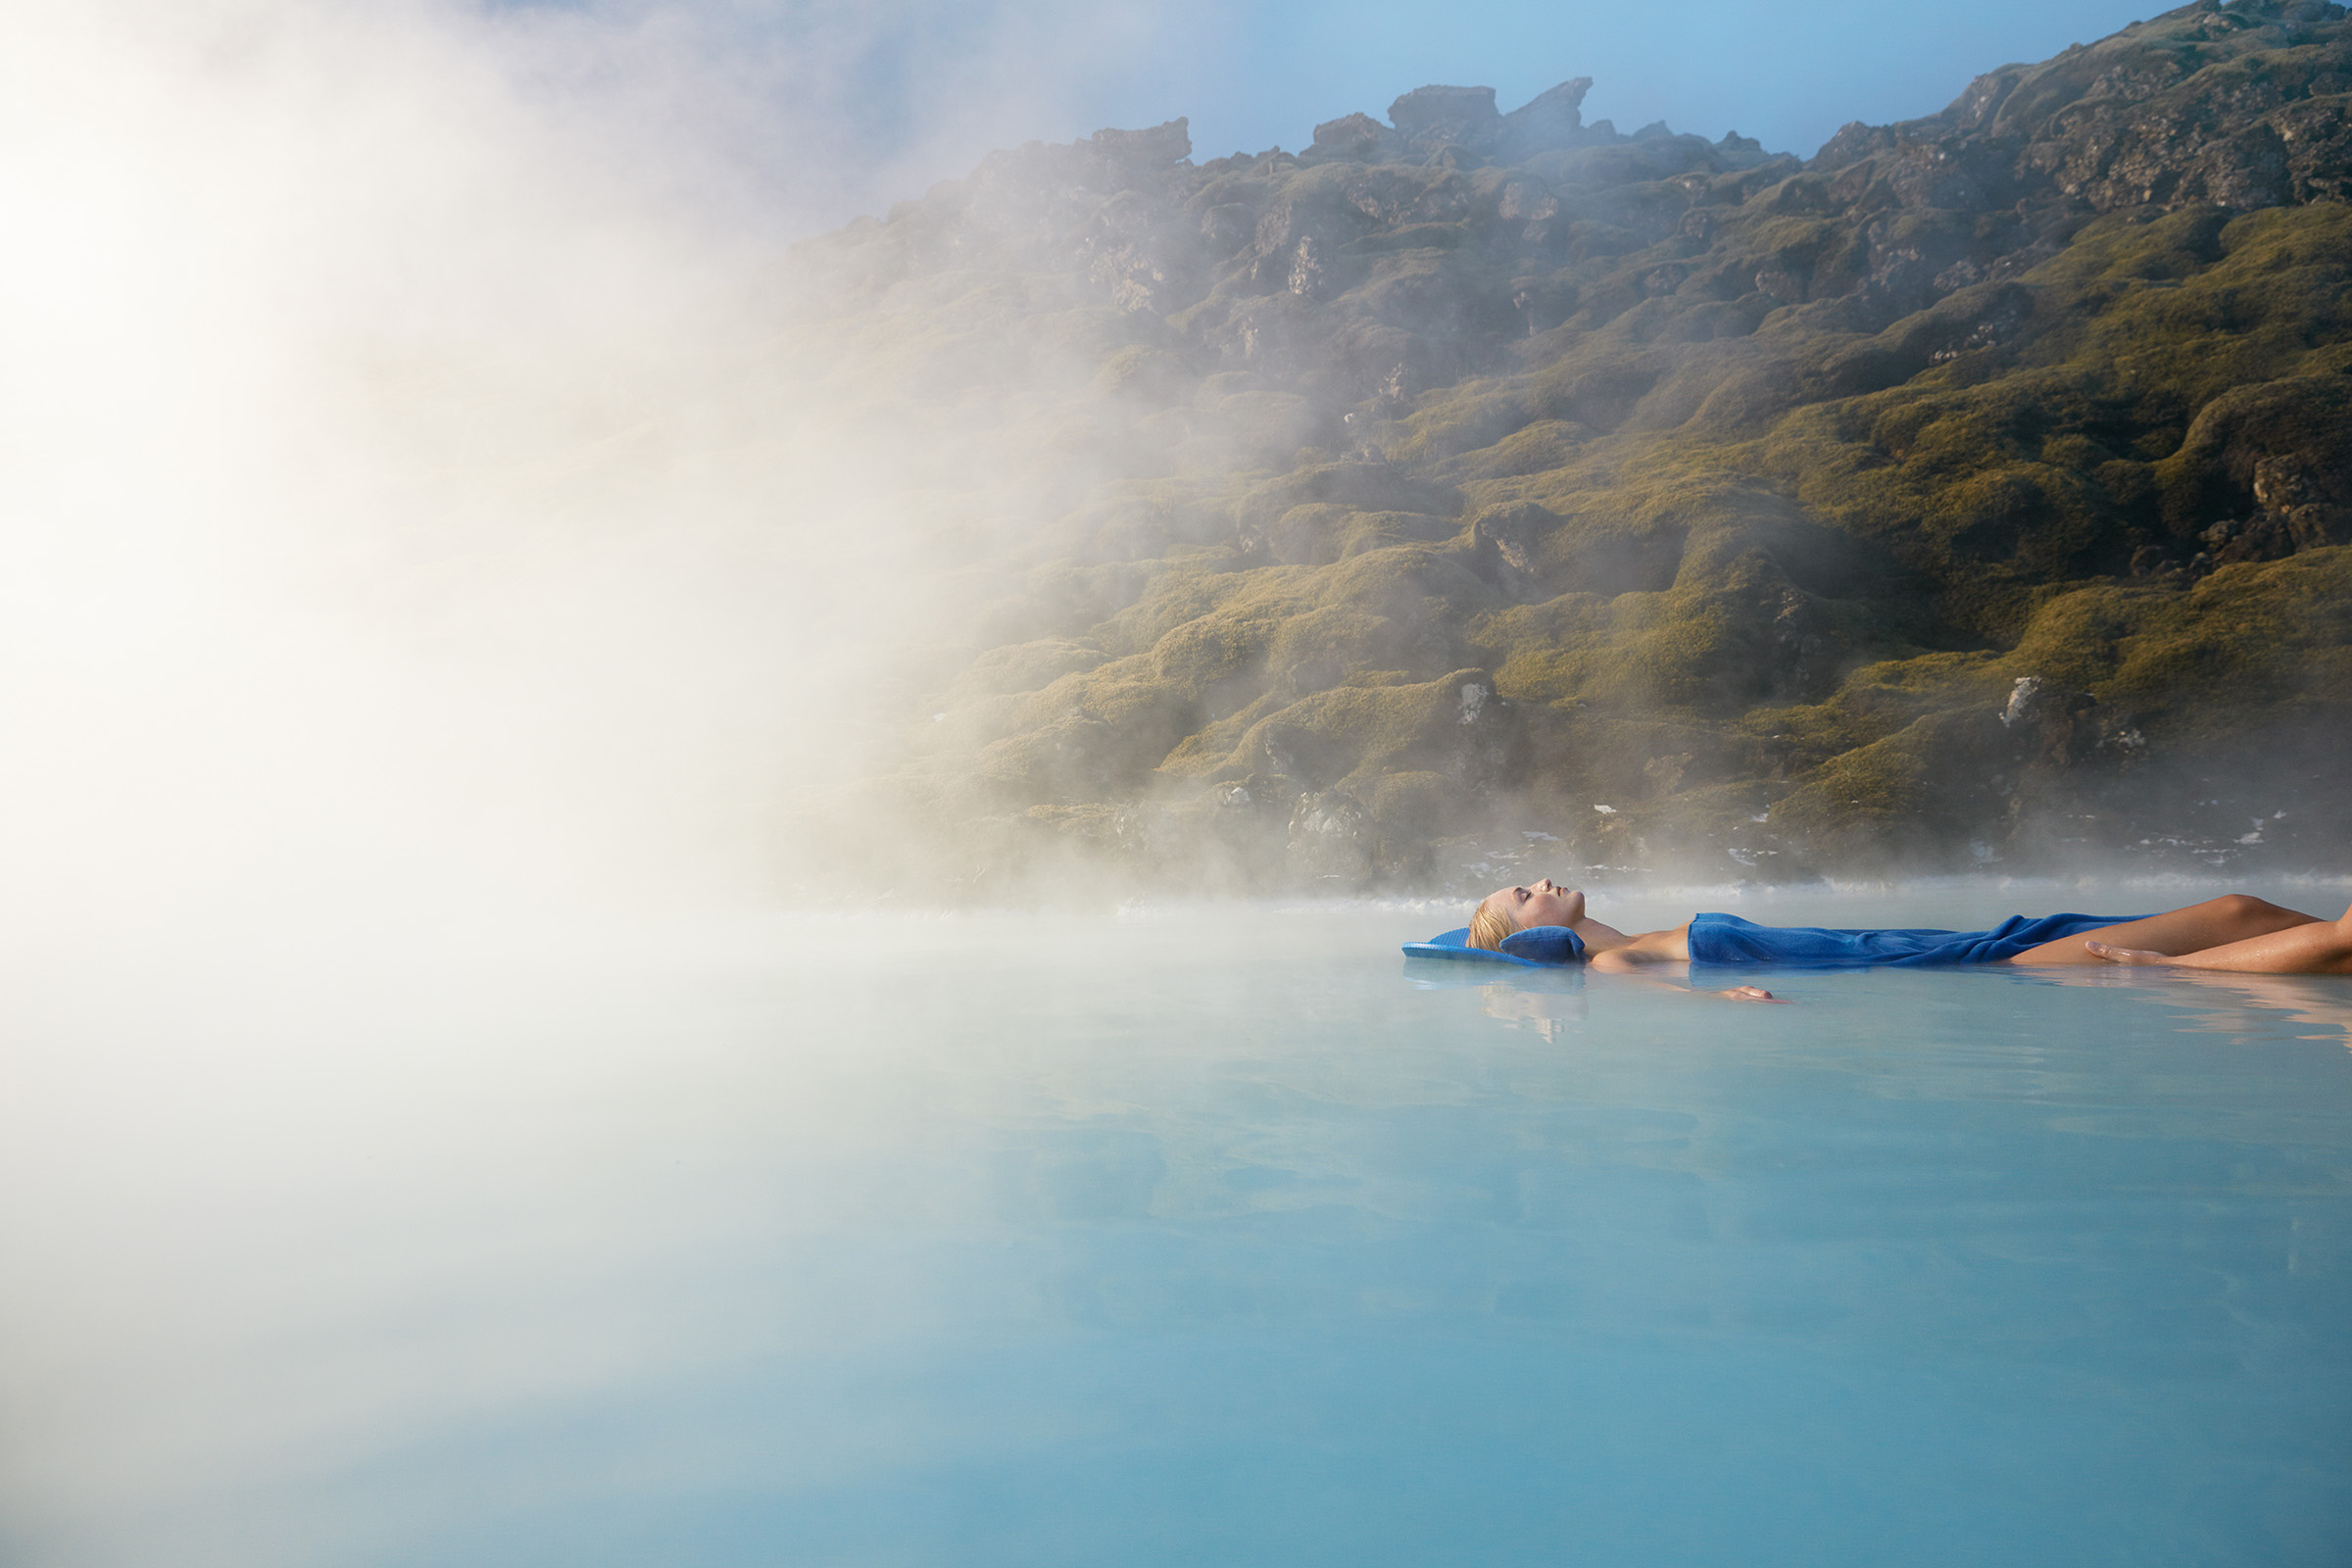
[1402,925,1588,967]
[1687,911,2144,968]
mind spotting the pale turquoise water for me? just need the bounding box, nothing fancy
[2,887,2348,1566]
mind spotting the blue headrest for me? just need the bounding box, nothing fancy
[1400,925,1587,967]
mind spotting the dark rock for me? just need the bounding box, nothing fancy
[1468,502,1560,599]
[1286,788,1376,883]
[2274,92,2352,200]
[1999,674,2044,729]
[1306,112,1390,163]
[1500,78,1594,159]
[1089,119,1192,167]
[784,2,2352,893]
[1388,85,1503,157]
[2245,454,2352,550]
[2287,503,2352,548]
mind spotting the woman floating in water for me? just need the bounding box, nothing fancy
[1467,881,2352,975]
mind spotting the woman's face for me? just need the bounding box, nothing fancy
[1481,878,1584,931]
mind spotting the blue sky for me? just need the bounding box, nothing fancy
[1028,0,2162,161]
[490,0,2169,229]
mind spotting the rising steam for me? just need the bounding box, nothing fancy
[0,0,1004,941]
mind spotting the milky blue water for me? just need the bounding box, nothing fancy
[3,887,2349,1567]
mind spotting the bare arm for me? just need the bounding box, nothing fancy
[1597,969,1787,1003]
[1582,922,1781,999]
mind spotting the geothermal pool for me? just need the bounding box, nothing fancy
[2,885,2349,1567]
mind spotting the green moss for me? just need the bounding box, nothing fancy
[949,638,1107,699]
[1766,708,2010,864]
[1437,418,1592,480]
[799,13,2352,886]
[2005,548,2352,721]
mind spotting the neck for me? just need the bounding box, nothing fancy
[1569,912,1633,954]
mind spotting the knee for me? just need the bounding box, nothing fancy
[2214,893,2279,921]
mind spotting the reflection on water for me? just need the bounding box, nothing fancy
[2027,961,2352,1046]
[1406,963,1587,1042]
[1,895,2348,1568]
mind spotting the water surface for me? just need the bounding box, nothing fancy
[2,887,2348,1566]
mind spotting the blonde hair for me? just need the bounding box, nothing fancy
[1467,901,1517,951]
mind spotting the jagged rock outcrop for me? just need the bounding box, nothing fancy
[787,1,2352,896]
[1815,0,2352,214]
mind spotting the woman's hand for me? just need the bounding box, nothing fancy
[2085,941,2173,965]
[1719,985,1787,1003]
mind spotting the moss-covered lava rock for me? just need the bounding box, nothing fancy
[786,0,2352,896]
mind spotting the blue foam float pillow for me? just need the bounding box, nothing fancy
[1401,925,1587,966]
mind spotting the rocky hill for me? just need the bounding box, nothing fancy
[786,0,2352,897]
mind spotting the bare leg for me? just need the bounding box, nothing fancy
[2006,895,2322,967]
[2088,902,2352,974]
